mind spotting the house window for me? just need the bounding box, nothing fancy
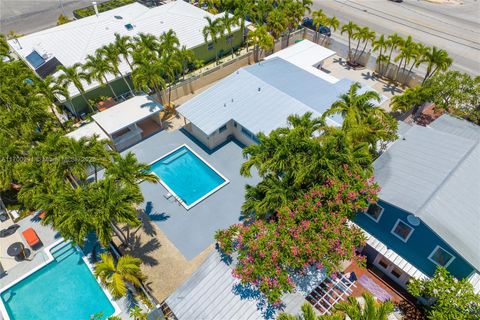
[428,246,455,267]
[391,219,414,242]
[391,267,402,279]
[241,127,259,143]
[365,203,384,222]
[378,257,389,269]
[208,42,214,50]
[218,124,228,134]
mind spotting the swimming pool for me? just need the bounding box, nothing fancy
[150,145,229,209]
[0,242,117,320]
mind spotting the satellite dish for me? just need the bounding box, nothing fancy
[407,215,420,226]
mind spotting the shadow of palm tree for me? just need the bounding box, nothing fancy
[361,71,377,81]
[127,235,161,267]
[382,82,403,95]
[137,210,158,237]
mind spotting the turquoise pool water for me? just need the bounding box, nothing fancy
[1,243,115,320]
[150,146,227,206]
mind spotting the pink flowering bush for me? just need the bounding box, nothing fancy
[215,171,379,304]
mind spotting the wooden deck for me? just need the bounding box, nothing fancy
[344,262,425,319]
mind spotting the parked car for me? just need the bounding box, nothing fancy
[302,17,331,37]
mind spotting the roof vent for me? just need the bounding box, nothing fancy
[223,103,227,107]
[258,87,261,92]
[124,23,134,31]
[114,15,123,19]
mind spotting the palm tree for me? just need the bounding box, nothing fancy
[283,0,304,46]
[129,306,147,320]
[220,13,237,58]
[248,25,274,62]
[131,58,167,104]
[312,9,326,43]
[278,303,343,320]
[335,293,394,320]
[355,27,376,65]
[384,33,404,76]
[420,46,452,83]
[56,63,94,113]
[84,52,118,99]
[97,43,134,95]
[393,36,416,82]
[33,75,69,128]
[94,253,145,299]
[158,29,180,58]
[0,34,10,57]
[351,26,374,65]
[133,33,159,55]
[203,16,221,65]
[106,152,160,186]
[372,34,388,73]
[322,82,397,154]
[322,16,340,45]
[178,45,195,80]
[233,0,252,46]
[267,9,287,40]
[341,21,359,63]
[113,33,134,70]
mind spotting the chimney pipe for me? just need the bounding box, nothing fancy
[92,2,99,17]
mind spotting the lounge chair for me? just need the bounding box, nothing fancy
[22,227,42,248]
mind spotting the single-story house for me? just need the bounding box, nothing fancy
[354,114,480,293]
[177,44,387,150]
[8,0,245,114]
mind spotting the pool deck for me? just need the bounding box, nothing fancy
[0,215,59,289]
[116,128,260,302]
[123,128,260,261]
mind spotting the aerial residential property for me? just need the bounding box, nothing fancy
[1,0,479,320]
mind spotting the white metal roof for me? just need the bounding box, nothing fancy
[92,94,162,134]
[178,58,386,136]
[9,1,238,98]
[65,121,109,141]
[265,40,338,83]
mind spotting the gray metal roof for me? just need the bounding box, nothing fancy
[375,115,480,270]
[166,251,311,320]
[178,58,386,136]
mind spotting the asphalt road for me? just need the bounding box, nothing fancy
[0,0,110,35]
[312,0,480,75]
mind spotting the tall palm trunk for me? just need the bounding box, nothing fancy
[117,69,134,95]
[403,61,416,85]
[384,47,395,76]
[357,40,369,66]
[394,57,404,82]
[103,75,118,98]
[79,91,95,114]
[352,38,363,64]
[49,103,66,131]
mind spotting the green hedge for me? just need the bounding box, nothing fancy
[73,0,136,19]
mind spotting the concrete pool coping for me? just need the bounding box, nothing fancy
[149,143,230,210]
[0,239,121,320]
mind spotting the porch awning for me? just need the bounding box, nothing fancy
[92,94,163,135]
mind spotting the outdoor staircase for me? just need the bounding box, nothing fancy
[52,243,76,263]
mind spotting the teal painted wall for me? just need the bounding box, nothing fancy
[354,200,475,279]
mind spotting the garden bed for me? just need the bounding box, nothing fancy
[73,0,136,19]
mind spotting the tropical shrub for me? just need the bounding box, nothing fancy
[408,267,480,320]
[216,172,379,304]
